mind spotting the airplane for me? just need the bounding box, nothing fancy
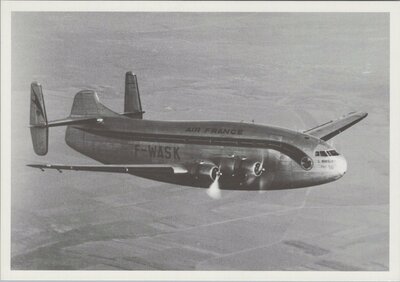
[28,71,368,199]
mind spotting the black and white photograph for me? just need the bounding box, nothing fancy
[1,1,399,280]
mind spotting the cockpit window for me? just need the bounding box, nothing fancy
[329,150,339,156]
[314,150,340,157]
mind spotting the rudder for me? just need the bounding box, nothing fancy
[30,82,48,155]
[124,71,144,118]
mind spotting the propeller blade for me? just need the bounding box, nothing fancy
[258,176,267,194]
[258,150,266,193]
[207,174,221,199]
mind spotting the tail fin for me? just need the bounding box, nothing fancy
[30,86,119,156]
[70,90,117,117]
[30,82,48,155]
[124,71,144,119]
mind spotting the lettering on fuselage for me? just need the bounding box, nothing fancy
[185,127,243,135]
[185,127,201,133]
[316,158,335,170]
[134,145,180,160]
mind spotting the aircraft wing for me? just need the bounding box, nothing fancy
[27,163,188,174]
[304,111,368,141]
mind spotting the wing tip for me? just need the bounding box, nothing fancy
[354,111,368,120]
[345,111,368,121]
[27,164,46,171]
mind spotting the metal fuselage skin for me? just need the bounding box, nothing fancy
[65,116,347,191]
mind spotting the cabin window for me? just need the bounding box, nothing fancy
[315,151,320,156]
[320,151,328,157]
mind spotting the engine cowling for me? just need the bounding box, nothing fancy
[190,158,264,187]
[235,159,265,186]
[241,161,264,177]
[238,160,264,177]
[192,161,220,181]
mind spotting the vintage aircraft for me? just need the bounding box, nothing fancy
[28,71,367,199]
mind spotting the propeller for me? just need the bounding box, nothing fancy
[206,172,222,199]
[258,176,267,194]
[258,150,267,193]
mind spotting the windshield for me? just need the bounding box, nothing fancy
[315,150,339,157]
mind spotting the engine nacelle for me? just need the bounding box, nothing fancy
[233,159,265,186]
[239,160,264,177]
[191,161,220,181]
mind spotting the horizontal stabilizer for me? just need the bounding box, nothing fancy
[27,163,188,174]
[30,117,100,128]
[304,111,368,141]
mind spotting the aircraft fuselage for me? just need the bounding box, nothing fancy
[65,116,347,191]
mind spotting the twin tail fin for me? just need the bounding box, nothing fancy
[30,71,145,155]
[123,71,145,119]
[29,84,118,156]
[30,82,48,155]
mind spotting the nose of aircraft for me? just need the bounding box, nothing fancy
[336,155,347,177]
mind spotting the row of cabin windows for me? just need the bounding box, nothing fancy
[315,150,339,157]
